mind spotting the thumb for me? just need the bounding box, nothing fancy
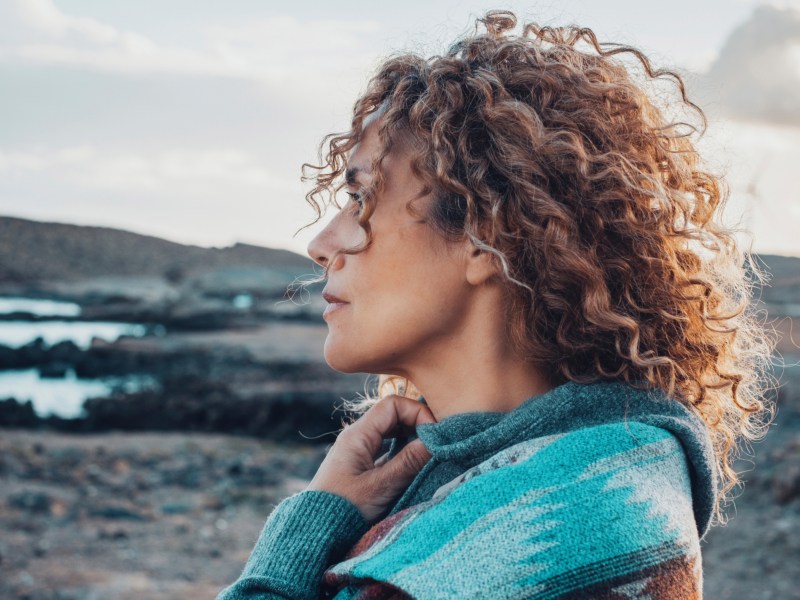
[379,439,432,492]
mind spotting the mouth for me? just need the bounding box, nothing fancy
[322,290,349,320]
[322,301,349,319]
[322,290,347,304]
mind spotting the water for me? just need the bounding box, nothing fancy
[232,293,253,310]
[785,304,800,318]
[0,321,147,349]
[0,297,155,418]
[0,368,158,418]
[0,297,81,317]
[0,296,146,349]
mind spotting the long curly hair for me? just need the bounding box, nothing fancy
[301,10,775,524]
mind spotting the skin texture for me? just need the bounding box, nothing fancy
[304,118,552,522]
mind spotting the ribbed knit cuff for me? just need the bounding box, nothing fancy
[225,490,369,599]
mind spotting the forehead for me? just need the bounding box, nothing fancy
[346,120,384,178]
[347,118,415,186]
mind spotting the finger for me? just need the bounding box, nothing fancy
[379,439,432,492]
[347,395,435,456]
[373,451,390,468]
[376,395,436,428]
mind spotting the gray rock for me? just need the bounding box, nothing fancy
[8,490,52,514]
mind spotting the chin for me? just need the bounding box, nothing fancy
[323,341,361,374]
[323,340,386,375]
[324,357,362,374]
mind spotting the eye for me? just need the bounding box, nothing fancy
[346,191,364,209]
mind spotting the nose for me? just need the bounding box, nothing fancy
[307,214,341,270]
[307,229,329,269]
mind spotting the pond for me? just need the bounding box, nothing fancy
[0,321,147,350]
[0,368,158,418]
[0,297,156,418]
[0,296,146,349]
[0,297,82,317]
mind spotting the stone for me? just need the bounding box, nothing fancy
[8,490,52,514]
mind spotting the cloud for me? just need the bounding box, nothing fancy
[0,146,298,195]
[10,0,120,43]
[0,0,380,88]
[0,0,213,76]
[701,4,800,125]
[0,144,315,252]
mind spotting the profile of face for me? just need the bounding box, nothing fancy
[306,121,482,377]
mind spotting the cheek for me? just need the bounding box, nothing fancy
[323,295,407,365]
[321,224,466,372]
[323,273,464,373]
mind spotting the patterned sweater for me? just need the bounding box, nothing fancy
[217,380,717,599]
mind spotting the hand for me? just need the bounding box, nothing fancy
[306,394,436,523]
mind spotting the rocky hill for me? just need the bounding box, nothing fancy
[0,216,312,283]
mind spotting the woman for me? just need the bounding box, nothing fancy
[218,10,773,599]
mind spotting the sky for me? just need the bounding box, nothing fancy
[0,0,799,257]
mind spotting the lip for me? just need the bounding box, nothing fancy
[322,290,348,304]
[322,289,349,320]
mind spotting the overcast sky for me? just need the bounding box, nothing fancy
[1,0,799,257]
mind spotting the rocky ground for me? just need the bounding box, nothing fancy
[0,321,370,441]
[1,360,798,600]
[0,430,328,599]
[701,358,800,600]
[1,221,798,598]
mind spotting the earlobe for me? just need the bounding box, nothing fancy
[464,242,501,286]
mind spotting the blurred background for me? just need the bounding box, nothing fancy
[0,1,798,598]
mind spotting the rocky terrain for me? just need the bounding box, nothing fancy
[0,328,366,441]
[0,217,369,441]
[0,365,797,599]
[0,430,327,599]
[0,216,310,282]
[701,365,800,600]
[0,216,798,598]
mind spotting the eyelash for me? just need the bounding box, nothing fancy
[346,191,363,208]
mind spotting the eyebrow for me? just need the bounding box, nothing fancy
[345,166,367,186]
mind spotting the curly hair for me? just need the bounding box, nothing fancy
[300,10,775,525]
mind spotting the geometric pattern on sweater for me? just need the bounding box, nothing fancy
[323,422,702,599]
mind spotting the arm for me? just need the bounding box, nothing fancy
[216,490,369,600]
[217,395,435,600]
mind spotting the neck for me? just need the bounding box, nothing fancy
[396,292,554,422]
[414,358,552,421]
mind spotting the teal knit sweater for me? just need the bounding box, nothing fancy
[217,381,717,599]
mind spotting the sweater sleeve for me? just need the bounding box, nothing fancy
[216,490,370,600]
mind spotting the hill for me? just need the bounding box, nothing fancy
[0,216,312,283]
[0,215,797,306]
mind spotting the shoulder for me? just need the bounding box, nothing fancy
[437,421,693,501]
[431,422,699,556]
[326,423,703,598]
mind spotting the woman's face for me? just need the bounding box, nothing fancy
[306,122,473,376]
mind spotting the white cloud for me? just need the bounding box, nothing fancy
[759,0,800,9]
[0,144,316,252]
[14,0,119,42]
[701,4,800,125]
[0,146,298,195]
[0,0,380,90]
[696,118,800,256]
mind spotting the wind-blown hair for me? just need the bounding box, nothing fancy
[301,10,775,524]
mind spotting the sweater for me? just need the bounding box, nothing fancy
[216,380,717,599]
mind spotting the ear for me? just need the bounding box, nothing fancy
[464,239,501,286]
